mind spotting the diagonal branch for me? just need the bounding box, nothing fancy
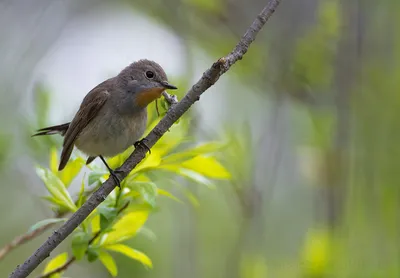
[9,1,281,277]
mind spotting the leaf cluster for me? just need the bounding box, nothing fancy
[33,112,230,277]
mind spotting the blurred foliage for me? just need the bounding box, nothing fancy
[25,84,63,160]
[0,132,12,170]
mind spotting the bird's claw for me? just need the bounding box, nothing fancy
[134,138,151,154]
[109,169,123,187]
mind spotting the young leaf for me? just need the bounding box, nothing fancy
[71,231,90,260]
[159,166,215,188]
[98,250,118,277]
[180,168,215,188]
[59,157,85,187]
[87,246,99,262]
[49,147,59,174]
[42,252,68,277]
[98,206,117,230]
[133,150,162,173]
[28,218,68,233]
[181,155,231,179]
[185,191,200,207]
[105,244,153,269]
[91,214,101,235]
[157,189,184,204]
[36,166,77,212]
[77,175,86,208]
[88,171,107,186]
[162,142,225,163]
[177,186,200,208]
[41,196,72,212]
[125,182,157,208]
[102,210,149,245]
[137,227,157,242]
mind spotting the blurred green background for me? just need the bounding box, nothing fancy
[1,0,399,277]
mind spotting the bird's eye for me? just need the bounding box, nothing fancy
[145,71,155,79]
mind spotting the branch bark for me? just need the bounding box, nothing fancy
[9,1,281,277]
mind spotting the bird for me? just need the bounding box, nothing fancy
[32,59,177,186]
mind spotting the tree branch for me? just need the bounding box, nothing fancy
[9,1,281,277]
[35,257,75,278]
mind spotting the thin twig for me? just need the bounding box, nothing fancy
[36,257,76,278]
[36,202,130,278]
[0,186,98,261]
[0,208,68,262]
[35,230,103,278]
[162,91,179,107]
[10,2,281,277]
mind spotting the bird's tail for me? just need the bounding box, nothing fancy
[32,122,70,137]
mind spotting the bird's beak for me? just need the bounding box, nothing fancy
[160,81,178,90]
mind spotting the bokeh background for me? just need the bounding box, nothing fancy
[1,0,399,277]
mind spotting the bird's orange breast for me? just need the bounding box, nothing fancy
[135,87,164,108]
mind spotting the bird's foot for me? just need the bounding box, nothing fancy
[134,138,151,154]
[99,155,124,187]
[109,169,124,187]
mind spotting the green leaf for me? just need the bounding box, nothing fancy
[88,171,107,186]
[180,168,215,188]
[125,182,157,207]
[105,244,152,268]
[71,232,90,260]
[181,155,231,179]
[59,157,85,187]
[171,184,200,207]
[137,227,157,242]
[87,246,99,262]
[42,196,69,211]
[42,252,68,277]
[28,218,68,233]
[160,97,169,111]
[77,175,86,208]
[36,166,77,212]
[163,142,225,163]
[182,189,200,208]
[98,206,117,230]
[91,214,101,235]
[132,151,162,173]
[102,210,149,245]
[160,166,215,188]
[98,250,118,277]
[49,147,59,174]
[157,189,184,204]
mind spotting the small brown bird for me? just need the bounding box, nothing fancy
[33,59,177,185]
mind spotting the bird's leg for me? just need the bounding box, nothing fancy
[134,138,151,154]
[86,156,97,165]
[99,155,122,187]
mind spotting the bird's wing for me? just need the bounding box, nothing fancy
[58,87,110,171]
